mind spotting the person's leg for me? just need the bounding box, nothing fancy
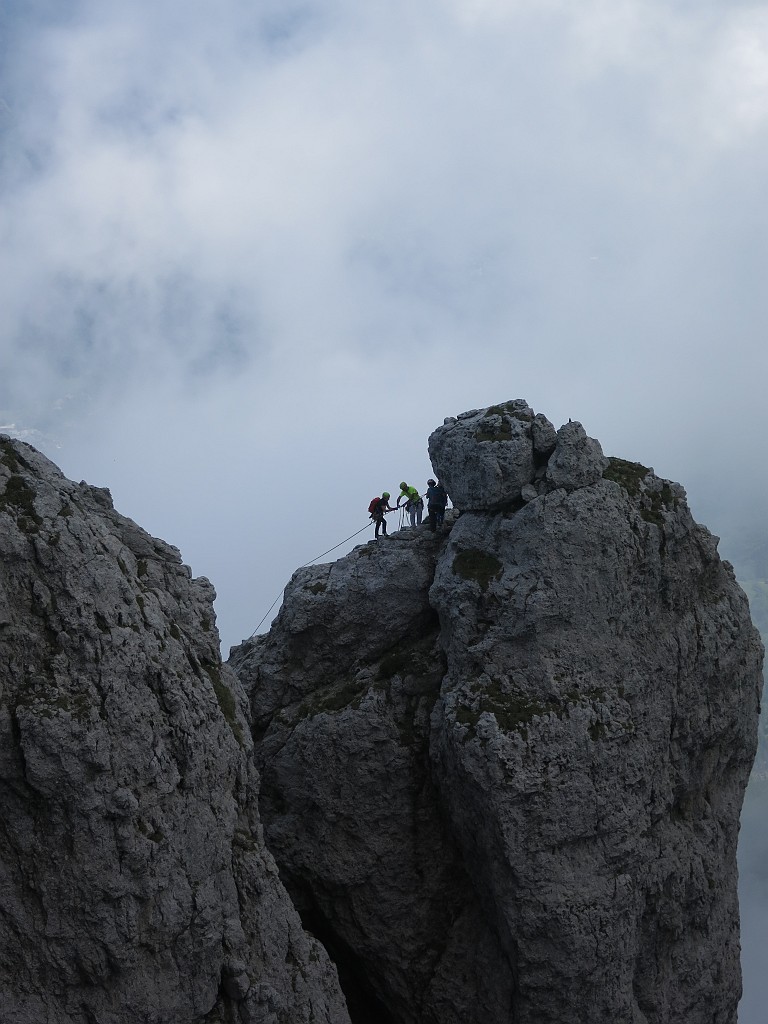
[416,502,423,525]
[428,509,437,532]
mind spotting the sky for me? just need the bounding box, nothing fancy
[1,0,767,1014]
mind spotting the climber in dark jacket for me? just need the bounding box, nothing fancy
[426,479,448,532]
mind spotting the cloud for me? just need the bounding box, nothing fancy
[2,9,767,1010]
[1,0,767,618]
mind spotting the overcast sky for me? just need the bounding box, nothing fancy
[1,1,767,1012]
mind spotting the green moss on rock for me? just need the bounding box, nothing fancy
[305,582,327,595]
[0,475,43,530]
[589,720,607,741]
[456,688,556,739]
[0,441,31,474]
[486,402,533,422]
[298,677,369,716]
[475,422,514,442]
[453,549,503,591]
[204,664,245,747]
[15,687,93,724]
[604,458,679,527]
[640,483,679,526]
[603,458,651,496]
[455,677,614,742]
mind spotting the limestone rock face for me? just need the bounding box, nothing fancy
[543,418,608,491]
[0,437,350,1024]
[231,527,512,1024]
[427,399,539,511]
[427,400,606,510]
[231,403,762,1024]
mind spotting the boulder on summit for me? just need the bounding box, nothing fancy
[427,399,606,510]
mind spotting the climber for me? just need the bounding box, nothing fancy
[426,479,448,532]
[369,491,395,539]
[397,481,423,527]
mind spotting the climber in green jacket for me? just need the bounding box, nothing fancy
[397,482,423,527]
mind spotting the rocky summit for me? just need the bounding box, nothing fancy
[0,399,763,1024]
[230,400,763,1024]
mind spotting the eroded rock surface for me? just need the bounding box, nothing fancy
[231,400,762,1024]
[232,528,512,1024]
[0,436,350,1024]
[427,400,606,511]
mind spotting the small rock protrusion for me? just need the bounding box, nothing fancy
[544,420,608,493]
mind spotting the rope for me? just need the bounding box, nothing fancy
[297,521,372,567]
[398,488,428,529]
[247,513,391,638]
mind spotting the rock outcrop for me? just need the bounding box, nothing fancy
[427,400,606,510]
[1,398,761,1024]
[0,436,350,1024]
[230,400,763,1024]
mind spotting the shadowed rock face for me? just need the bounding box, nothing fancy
[230,400,763,1024]
[0,436,350,1024]
[231,528,514,1024]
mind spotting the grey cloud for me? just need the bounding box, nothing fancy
[1,15,767,1015]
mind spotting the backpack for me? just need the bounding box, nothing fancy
[368,497,381,516]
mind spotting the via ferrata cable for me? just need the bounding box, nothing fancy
[248,514,388,637]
